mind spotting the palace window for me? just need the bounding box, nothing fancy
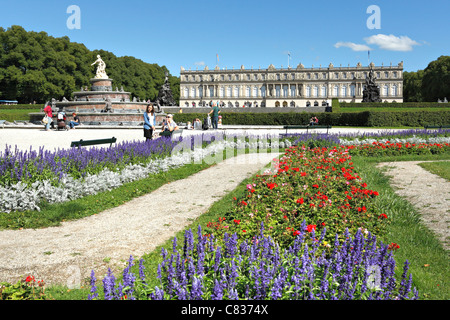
[184,87,189,98]
[382,85,388,96]
[234,86,239,98]
[333,85,339,97]
[350,85,356,97]
[276,85,281,97]
[261,85,266,97]
[392,84,398,96]
[191,87,196,98]
[253,86,258,97]
[305,86,311,97]
[313,86,319,97]
[283,85,288,97]
[219,87,224,98]
[227,86,232,97]
[341,85,347,97]
[290,85,296,97]
[321,86,327,97]
[246,86,250,97]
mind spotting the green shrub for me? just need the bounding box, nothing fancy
[174,110,450,127]
[341,102,450,108]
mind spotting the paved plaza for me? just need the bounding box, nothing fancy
[0,125,411,152]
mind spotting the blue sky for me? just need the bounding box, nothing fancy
[1,0,448,76]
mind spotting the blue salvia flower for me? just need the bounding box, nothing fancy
[87,270,98,300]
[139,258,146,283]
[102,268,116,300]
[211,279,223,300]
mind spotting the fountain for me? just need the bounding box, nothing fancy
[30,55,166,126]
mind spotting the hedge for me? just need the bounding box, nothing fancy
[173,111,450,127]
[0,104,44,110]
[340,102,450,108]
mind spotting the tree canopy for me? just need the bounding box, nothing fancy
[403,55,450,102]
[0,25,180,104]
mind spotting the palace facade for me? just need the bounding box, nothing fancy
[179,61,403,108]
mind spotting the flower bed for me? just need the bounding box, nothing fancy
[86,137,445,300]
[0,133,294,213]
[87,224,417,300]
[205,144,390,247]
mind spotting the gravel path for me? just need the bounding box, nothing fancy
[0,152,279,287]
[377,161,450,251]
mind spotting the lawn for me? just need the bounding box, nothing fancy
[417,161,450,181]
[0,109,40,122]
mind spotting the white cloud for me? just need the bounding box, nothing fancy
[334,42,372,52]
[194,61,205,66]
[363,34,420,51]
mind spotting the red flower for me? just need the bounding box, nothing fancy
[293,230,301,236]
[296,198,304,204]
[241,201,248,206]
[378,213,388,219]
[301,172,307,176]
[267,182,278,189]
[25,275,35,283]
[234,219,241,225]
[306,224,317,233]
[388,243,400,250]
[312,184,319,188]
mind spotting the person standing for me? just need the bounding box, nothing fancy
[43,103,53,131]
[208,103,220,129]
[144,104,156,140]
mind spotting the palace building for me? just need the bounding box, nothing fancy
[179,61,403,108]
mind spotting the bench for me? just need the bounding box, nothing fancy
[70,137,117,149]
[283,125,332,134]
[424,125,450,130]
[0,120,5,129]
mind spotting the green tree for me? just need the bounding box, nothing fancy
[0,25,180,104]
[403,70,424,102]
[421,55,450,102]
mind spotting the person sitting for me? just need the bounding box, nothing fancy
[161,114,179,132]
[69,113,81,129]
[193,118,202,130]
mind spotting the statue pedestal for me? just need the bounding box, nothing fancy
[90,78,113,92]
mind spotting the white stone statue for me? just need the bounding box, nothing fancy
[91,55,108,79]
